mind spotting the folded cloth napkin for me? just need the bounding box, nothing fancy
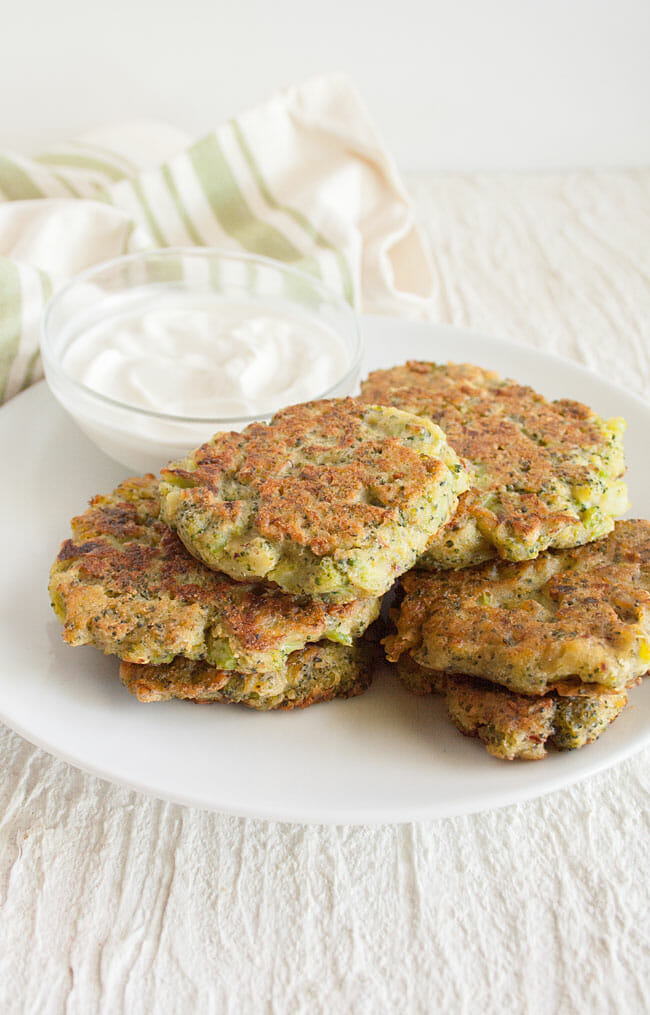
[0,73,434,405]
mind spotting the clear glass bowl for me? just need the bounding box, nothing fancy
[41,248,363,473]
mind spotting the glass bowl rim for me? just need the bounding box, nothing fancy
[40,246,363,426]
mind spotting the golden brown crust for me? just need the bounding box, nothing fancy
[120,640,373,710]
[49,475,379,669]
[159,399,467,601]
[163,400,448,555]
[396,654,628,760]
[385,520,650,694]
[360,361,628,566]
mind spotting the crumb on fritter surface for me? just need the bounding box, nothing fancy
[385,521,650,695]
[360,361,628,568]
[49,475,380,672]
[397,654,629,760]
[120,639,374,710]
[159,398,467,603]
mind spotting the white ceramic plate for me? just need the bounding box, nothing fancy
[3,318,649,824]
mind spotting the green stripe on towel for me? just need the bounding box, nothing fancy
[230,120,354,304]
[161,164,207,246]
[189,134,310,266]
[0,261,23,402]
[130,179,169,246]
[0,157,45,200]
[35,152,128,182]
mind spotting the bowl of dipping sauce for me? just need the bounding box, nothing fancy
[41,248,363,473]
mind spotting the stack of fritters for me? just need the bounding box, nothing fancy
[49,475,380,709]
[50,398,467,710]
[385,522,650,759]
[360,362,648,760]
[49,364,647,759]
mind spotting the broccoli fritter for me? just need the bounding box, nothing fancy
[385,521,650,695]
[397,654,629,761]
[159,398,467,603]
[120,639,373,711]
[360,362,627,568]
[49,476,379,671]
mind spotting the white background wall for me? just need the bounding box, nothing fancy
[4,0,649,171]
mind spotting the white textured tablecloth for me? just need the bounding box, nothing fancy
[2,170,649,1015]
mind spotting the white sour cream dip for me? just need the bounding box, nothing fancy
[62,295,352,419]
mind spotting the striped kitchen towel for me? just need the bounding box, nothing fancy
[0,74,434,404]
